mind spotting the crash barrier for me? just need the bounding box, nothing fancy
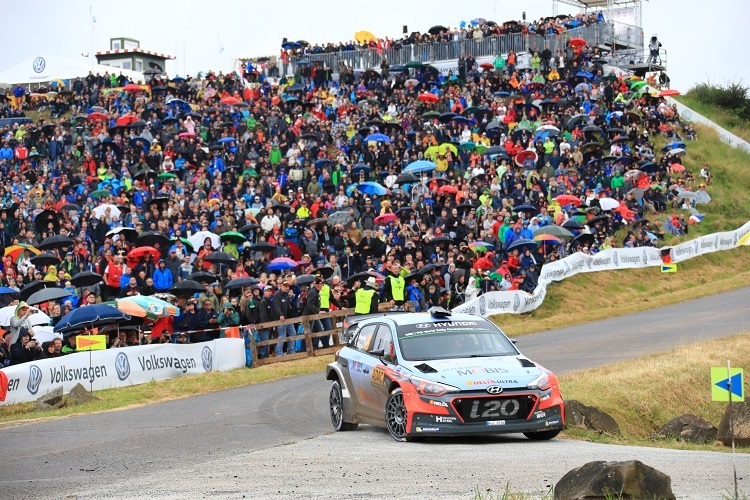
[0,338,245,405]
[453,221,750,317]
[245,303,392,366]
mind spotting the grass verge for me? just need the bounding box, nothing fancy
[559,331,750,452]
[675,94,750,144]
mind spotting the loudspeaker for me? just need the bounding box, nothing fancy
[403,25,408,34]
[282,37,288,44]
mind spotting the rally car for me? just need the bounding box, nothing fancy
[327,307,565,441]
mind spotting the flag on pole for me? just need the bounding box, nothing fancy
[76,335,107,351]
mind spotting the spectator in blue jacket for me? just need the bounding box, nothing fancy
[152,260,173,291]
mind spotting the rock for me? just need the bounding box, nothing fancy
[65,383,99,406]
[564,400,621,436]
[717,402,750,447]
[34,387,64,412]
[656,414,717,443]
[554,460,675,500]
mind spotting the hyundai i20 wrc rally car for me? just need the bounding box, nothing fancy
[326,307,565,441]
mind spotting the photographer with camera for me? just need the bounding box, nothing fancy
[9,301,37,345]
[10,329,41,365]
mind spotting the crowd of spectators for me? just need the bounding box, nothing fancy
[0,20,707,365]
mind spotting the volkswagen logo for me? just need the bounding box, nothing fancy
[201,346,213,372]
[612,251,619,267]
[478,295,486,316]
[512,293,520,312]
[27,365,42,395]
[32,57,46,74]
[642,249,648,264]
[115,352,131,381]
[486,385,503,394]
[681,109,693,121]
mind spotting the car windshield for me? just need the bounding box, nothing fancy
[395,319,518,361]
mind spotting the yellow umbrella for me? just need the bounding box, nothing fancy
[354,30,377,44]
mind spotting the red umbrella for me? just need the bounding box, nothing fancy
[515,150,538,166]
[87,112,108,122]
[285,241,301,261]
[221,96,241,105]
[670,163,686,173]
[479,62,493,70]
[569,38,586,48]
[555,194,582,207]
[658,89,680,97]
[123,83,142,93]
[418,93,439,103]
[116,115,137,126]
[127,246,160,262]
[374,213,398,225]
[438,185,459,195]
[178,132,195,138]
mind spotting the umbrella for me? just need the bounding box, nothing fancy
[224,277,260,290]
[0,305,50,327]
[312,267,334,279]
[417,93,439,103]
[533,225,574,240]
[219,231,247,244]
[668,148,685,156]
[35,210,60,234]
[506,238,539,253]
[430,236,451,245]
[169,280,205,295]
[121,295,179,317]
[238,224,260,234]
[561,219,585,230]
[374,214,398,225]
[203,251,238,266]
[107,299,157,320]
[513,205,537,214]
[627,188,645,202]
[598,197,620,211]
[106,227,138,242]
[189,271,218,283]
[127,246,161,262]
[364,133,391,143]
[555,194,582,207]
[295,275,316,286]
[87,112,108,122]
[5,244,40,261]
[27,288,72,306]
[396,173,419,184]
[37,235,74,251]
[305,218,328,228]
[70,271,103,287]
[136,231,171,250]
[532,234,563,244]
[428,25,448,35]
[54,304,130,333]
[60,203,80,213]
[659,89,680,97]
[30,253,60,267]
[355,182,389,196]
[670,163,686,173]
[662,141,686,151]
[30,326,62,344]
[354,30,377,44]
[266,257,298,271]
[188,231,221,250]
[248,242,277,253]
[346,271,382,287]
[403,160,437,174]
[468,241,494,253]
[438,185,459,195]
[92,204,121,219]
[0,287,19,296]
[585,215,611,227]
[328,211,354,226]
[571,233,596,248]
[89,189,112,200]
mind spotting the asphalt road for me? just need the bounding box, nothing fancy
[2,287,749,499]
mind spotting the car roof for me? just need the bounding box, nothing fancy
[362,311,487,327]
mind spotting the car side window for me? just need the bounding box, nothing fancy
[354,324,378,352]
[370,326,393,354]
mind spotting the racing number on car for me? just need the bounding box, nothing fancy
[371,366,387,388]
[470,399,521,419]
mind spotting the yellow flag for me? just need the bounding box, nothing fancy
[76,335,107,351]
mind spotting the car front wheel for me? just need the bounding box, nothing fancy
[330,380,358,431]
[385,387,413,441]
[523,429,561,441]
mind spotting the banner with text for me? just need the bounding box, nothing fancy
[0,339,246,405]
[452,221,750,317]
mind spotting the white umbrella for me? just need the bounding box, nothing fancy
[188,231,220,250]
[598,197,620,211]
[0,305,51,327]
[31,325,62,344]
[668,148,685,156]
[92,204,121,219]
[624,170,643,180]
[537,124,560,132]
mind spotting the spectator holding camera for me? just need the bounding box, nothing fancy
[9,301,36,345]
[10,329,41,365]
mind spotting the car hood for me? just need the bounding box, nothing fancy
[403,356,542,390]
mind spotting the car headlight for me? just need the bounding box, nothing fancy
[526,372,550,391]
[409,376,460,397]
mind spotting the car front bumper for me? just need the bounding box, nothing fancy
[409,403,564,436]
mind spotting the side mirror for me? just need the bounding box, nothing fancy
[510,339,518,344]
[369,349,385,357]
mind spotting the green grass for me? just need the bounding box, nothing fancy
[675,94,750,144]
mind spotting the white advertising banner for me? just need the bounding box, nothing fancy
[453,221,750,317]
[667,97,750,154]
[0,339,245,405]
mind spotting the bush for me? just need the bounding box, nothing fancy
[687,80,750,121]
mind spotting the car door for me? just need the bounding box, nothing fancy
[358,324,395,417]
[347,323,380,418]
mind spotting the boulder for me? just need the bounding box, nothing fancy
[564,400,621,436]
[717,402,750,447]
[34,387,64,412]
[555,460,675,500]
[656,414,717,444]
[65,383,99,406]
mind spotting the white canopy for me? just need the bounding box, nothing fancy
[0,55,144,86]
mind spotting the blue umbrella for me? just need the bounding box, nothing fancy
[389,65,406,72]
[662,141,686,152]
[314,158,333,168]
[287,83,305,92]
[364,133,391,143]
[54,304,130,333]
[506,238,539,253]
[575,71,594,79]
[282,41,301,50]
[171,77,186,83]
[452,116,472,126]
[351,164,372,175]
[616,156,633,166]
[130,137,150,152]
[218,137,235,143]
[0,287,19,295]
[355,182,389,196]
[87,106,106,114]
[403,160,437,174]
[167,98,191,113]
[639,162,658,173]
[266,261,297,271]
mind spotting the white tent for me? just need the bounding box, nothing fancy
[0,55,144,87]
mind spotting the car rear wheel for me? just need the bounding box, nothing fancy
[386,387,412,441]
[523,429,561,440]
[330,380,358,431]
